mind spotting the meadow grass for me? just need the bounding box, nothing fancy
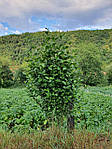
[0,124,111,149]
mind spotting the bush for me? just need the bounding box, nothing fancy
[0,88,46,132]
[14,67,26,86]
[0,63,13,88]
[80,52,104,86]
[74,43,107,86]
[0,63,2,87]
[105,62,112,85]
[26,33,81,129]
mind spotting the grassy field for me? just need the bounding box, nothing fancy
[0,125,111,149]
[0,86,112,148]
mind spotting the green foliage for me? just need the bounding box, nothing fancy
[0,62,13,88]
[0,88,46,132]
[74,87,112,132]
[26,33,80,121]
[0,30,112,87]
[0,29,112,66]
[107,70,112,85]
[0,87,111,133]
[74,43,107,86]
[0,63,2,87]
[105,63,112,84]
[14,67,26,85]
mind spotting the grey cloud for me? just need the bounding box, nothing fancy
[0,0,112,31]
[5,16,40,32]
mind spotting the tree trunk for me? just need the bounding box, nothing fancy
[67,101,74,130]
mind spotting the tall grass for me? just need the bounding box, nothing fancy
[0,125,111,149]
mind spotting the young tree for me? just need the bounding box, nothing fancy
[74,42,106,86]
[26,33,80,129]
[0,64,13,88]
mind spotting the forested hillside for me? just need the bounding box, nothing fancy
[0,29,112,86]
[0,29,112,63]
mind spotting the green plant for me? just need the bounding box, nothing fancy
[105,62,112,84]
[0,62,2,87]
[14,67,26,85]
[26,33,81,129]
[0,62,13,88]
[0,88,46,132]
[0,87,111,133]
[74,43,107,86]
[74,89,112,133]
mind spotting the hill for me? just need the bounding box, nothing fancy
[0,29,112,64]
[0,29,112,85]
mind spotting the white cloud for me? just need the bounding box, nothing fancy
[0,23,9,35]
[5,27,8,31]
[76,25,112,30]
[0,0,112,32]
[39,28,49,31]
[0,0,111,18]
[0,23,22,35]
[0,24,8,31]
[4,16,40,32]
[5,32,8,35]
[11,30,21,34]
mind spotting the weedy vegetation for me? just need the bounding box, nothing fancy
[0,87,112,148]
[0,30,112,148]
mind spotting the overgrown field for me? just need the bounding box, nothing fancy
[0,126,111,149]
[0,87,112,133]
[0,87,112,148]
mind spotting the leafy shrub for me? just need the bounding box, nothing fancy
[0,88,46,132]
[105,63,112,84]
[26,33,81,128]
[0,62,13,88]
[74,43,107,86]
[14,67,26,85]
[74,90,112,133]
[0,63,2,87]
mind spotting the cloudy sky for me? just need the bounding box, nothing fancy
[0,0,112,35]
